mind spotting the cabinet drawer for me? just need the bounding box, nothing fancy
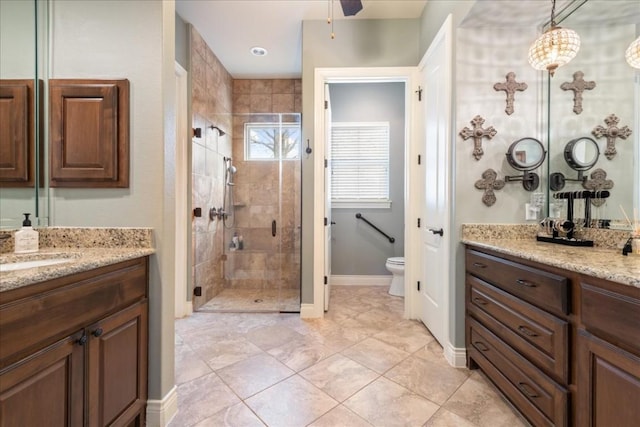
[580,282,640,354]
[468,318,568,427]
[467,275,568,383]
[466,249,569,316]
[0,258,147,366]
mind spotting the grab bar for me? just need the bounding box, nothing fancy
[355,213,395,243]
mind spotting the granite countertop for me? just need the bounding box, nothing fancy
[462,238,640,288]
[0,227,155,293]
[0,247,155,292]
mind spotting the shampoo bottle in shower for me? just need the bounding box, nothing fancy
[238,235,244,250]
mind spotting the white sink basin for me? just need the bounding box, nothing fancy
[0,258,73,272]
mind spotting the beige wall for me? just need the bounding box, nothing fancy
[189,26,234,310]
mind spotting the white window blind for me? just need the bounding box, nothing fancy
[331,122,390,206]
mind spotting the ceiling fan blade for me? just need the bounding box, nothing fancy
[340,0,363,16]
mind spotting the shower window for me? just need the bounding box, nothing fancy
[245,123,301,160]
[331,121,391,208]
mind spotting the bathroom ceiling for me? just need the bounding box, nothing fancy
[175,0,428,79]
[176,1,640,79]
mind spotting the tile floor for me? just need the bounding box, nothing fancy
[199,288,301,313]
[172,286,528,427]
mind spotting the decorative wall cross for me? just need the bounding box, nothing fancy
[560,71,596,115]
[592,114,632,160]
[493,72,528,115]
[459,115,497,160]
[475,169,505,207]
[583,168,614,207]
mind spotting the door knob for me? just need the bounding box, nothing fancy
[429,228,444,236]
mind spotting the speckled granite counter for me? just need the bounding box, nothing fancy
[461,238,639,288]
[0,227,154,292]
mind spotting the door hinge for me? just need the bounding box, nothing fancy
[417,218,421,228]
[324,217,328,226]
[418,155,421,165]
[324,158,328,168]
[324,276,328,285]
[416,86,423,101]
[417,281,421,291]
[324,100,329,109]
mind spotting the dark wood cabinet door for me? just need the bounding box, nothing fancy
[0,333,84,427]
[577,329,640,427]
[87,302,147,427]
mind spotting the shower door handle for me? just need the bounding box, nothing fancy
[272,220,276,237]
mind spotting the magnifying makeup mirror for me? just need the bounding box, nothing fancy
[504,137,546,191]
[550,137,600,191]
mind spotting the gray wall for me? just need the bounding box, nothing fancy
[175,13,189,71]
[49,0,176,402]
[301,18,420,303]
[329,82,405,276]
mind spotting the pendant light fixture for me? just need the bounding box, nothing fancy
[528,0,581,77]
[625,36,640,69]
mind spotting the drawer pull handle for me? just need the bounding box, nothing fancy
[515,279,537,288]
[76,334,88,346]
[473,341,489,352]
[472,262,487,269]
[92,328,104,337]
[472,297,488,305]
[517,382,539,398]
[517,326,538,337]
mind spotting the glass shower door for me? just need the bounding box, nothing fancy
[220,113,301,312]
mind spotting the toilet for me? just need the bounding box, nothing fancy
[385,257,405,297]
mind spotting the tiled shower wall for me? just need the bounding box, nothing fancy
[190,27,233,310]
[190,25,303,307]
[227,80,302,290]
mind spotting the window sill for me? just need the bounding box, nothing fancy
[332,200,392,209]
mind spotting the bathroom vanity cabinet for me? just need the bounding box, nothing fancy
[465,246,640,427]
[0,256,149,427]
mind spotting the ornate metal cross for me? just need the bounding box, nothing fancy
[583,168,614,207]
[560,71,596,115]
[459,115,497,160]
[475,169,505,207]
[493,72,528,115]
[592,114,632,160]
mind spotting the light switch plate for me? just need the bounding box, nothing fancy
[525,203,538,221]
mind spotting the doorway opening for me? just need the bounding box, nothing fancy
[312,67,419,319]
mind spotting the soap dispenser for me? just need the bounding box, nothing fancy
[14,213,39,253]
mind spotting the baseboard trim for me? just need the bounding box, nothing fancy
[330,275,391,286]
[444,343,467,368]
[300,303,323,318]
[146,386,178,427]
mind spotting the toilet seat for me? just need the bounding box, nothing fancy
[386,257,405,265]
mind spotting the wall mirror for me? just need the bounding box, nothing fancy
[550,136,600,190]
[546,0,639,228]
[505,137,546,191]
[0,0,48,229]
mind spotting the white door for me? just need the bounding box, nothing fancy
[418,15,452,347]
[324,83,332,311]
[174,62,191,318]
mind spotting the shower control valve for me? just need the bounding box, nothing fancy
[211,207,227,220]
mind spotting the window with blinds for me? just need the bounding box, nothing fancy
[331,122,391,208]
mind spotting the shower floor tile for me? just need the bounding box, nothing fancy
[198,288,300,312]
